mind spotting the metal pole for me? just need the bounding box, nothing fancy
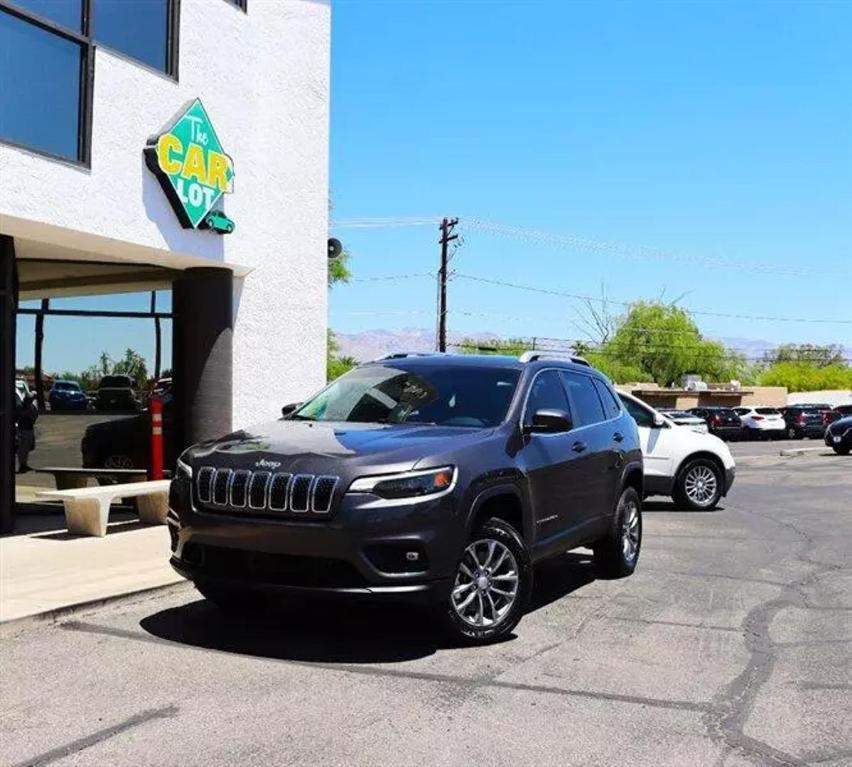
[438,218,448,353]
[34,298,48,412]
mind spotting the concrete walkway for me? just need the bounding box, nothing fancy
[1,496,182,626]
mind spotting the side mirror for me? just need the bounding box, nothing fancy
[281,402,302,418]
[652,413,667,428]
[526,408,573,435]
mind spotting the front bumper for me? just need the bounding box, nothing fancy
[167,480,461,603]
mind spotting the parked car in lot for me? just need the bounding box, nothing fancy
[688,407,743,441]
[619,391,735,511]
[95,375,140,412]
[169,352,644,644]
[48,380,89,412]
[734,406,786,440]
[824,404,852,425]
[658,409,709,434]
[780,405,827,440]
[824,415,852,455]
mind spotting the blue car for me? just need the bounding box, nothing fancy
[49,380,89,411]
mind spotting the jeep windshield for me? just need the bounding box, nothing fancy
[293,363,521,427]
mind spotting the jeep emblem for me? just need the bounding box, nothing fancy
[255,459,282,470]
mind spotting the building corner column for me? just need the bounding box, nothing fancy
[172,267,233,456]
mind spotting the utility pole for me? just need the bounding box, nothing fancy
[437,217,458,352]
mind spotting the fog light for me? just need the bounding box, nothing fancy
[405,551,420,562]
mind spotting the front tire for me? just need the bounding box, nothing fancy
[833,445,850,456]
[593,486,642,578]
[674,458,723,510]
[444,517,532,644]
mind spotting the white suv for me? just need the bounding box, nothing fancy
[733,406,786,440]
[618,390,736,511]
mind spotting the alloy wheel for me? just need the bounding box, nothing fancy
[684,464,718,507]
[451,539,519,628]
[621,497,640,564]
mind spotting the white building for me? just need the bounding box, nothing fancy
[0,0,331,526]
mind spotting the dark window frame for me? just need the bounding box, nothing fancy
[223,0,247,12]
[0,0,180,167]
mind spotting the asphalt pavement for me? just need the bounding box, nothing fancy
[2,441,850,767]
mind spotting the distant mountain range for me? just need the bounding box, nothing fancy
[335,328,851,363]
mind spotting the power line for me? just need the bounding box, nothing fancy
[453,272,852,325]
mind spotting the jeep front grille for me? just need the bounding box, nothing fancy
[195,467,338,516]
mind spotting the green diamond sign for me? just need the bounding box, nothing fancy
[144,99,235,233]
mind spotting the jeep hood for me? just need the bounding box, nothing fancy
[183,419,493,476]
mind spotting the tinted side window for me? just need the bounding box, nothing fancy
[592,379,621,420]
[562,372,605,428]
[619,394,655,428]
[525,370,570,424]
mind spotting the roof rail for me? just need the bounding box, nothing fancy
[374,352,442,361]
[519,351,591,367]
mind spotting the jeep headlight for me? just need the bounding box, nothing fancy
[348,467,456,500]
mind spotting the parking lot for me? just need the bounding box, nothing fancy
[2,441,849,767]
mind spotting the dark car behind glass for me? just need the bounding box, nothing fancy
[95,375,140,412]
[687,406,742,440]
[48,380,89,411]
[82,387,175,471]
[825,415,852,455]
[167,353,644,644]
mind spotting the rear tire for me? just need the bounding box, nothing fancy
[674,458,723,511]
[443,517,532,645]
[593,486,642,578]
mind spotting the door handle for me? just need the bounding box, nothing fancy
[612,431,624,443]
[572,441,587,453]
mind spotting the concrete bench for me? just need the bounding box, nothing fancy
[35,480,171,537]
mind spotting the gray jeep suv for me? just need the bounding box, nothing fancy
[168,353,643,643]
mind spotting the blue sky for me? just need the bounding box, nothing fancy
[17,0,852,372]
[329,0,851,353]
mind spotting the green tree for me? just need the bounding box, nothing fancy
[759,362,852,392]
[328,250,351,287]
[112,348,148,387]
[763,343,845,368]
[599,302,747,386]
[327,329,356,382]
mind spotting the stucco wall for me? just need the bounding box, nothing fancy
[0,0,330,428]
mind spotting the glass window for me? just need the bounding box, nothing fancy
[619,393,656,428]
[93,0,169,72]
[755,407,780,415]
[295,364,521,428]
[562,372,605,427]
[525,370,570,425]
[8,0,83,30]
[0,9,83,160]
[592,378,621,420]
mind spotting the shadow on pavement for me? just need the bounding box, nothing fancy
[140,552,596,665]
[642,499,723,514]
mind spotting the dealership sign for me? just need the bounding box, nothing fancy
[144,99,235,233]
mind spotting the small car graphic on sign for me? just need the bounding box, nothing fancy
[201,210,235,234]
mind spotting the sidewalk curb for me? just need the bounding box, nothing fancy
[779,446,830,457]
[0,580,191,638]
